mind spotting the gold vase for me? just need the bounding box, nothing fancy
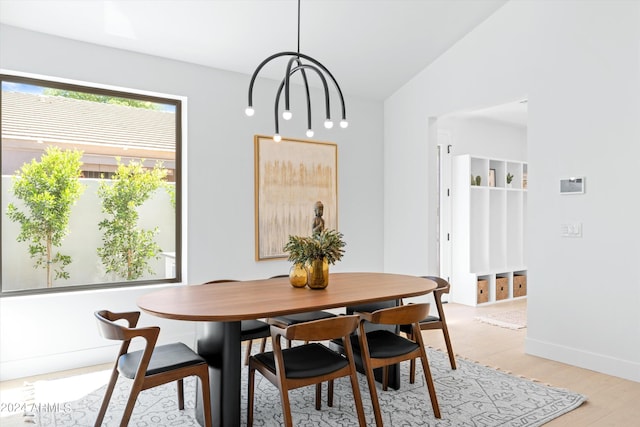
[307,258,329,289]
[288,263,308,288]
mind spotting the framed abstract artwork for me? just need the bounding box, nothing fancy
[254,135,338,260]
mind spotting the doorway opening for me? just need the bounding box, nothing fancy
[436,99,528,305]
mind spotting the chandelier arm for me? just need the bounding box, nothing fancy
[247,51,297,108]
[289,64,331,120]
[284,57,313,129]
[314,65,346,120]
[247,51,345,120]
[274,63,325,135]
[274,79,286,135]
[300,68,312,131]
[292,53,346,120]
[283,57,304,113]
[275,60,309,133]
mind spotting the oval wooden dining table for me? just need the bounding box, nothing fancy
[137,272,436,427]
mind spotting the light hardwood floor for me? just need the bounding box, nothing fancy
[429,299,640,426]
[2,298,639,425]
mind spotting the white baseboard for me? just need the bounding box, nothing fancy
[525,337,640,383]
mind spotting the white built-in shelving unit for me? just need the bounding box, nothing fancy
[451,155,527,306]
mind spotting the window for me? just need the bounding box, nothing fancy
[1,73,182,295]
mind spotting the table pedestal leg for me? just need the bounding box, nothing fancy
[195,321,241,427]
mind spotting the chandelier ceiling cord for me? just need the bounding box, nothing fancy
[245,0,348,142]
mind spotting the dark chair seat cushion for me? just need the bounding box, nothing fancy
[399,315,440,334]
[241,319,271,340]
[253,342,348,379]
[119,342,205,378]
[350,330,419,359]
[272,311,336,326]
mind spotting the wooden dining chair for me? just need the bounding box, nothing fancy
[400,276,456,383]
[330,299,402,388]
[94,310,212,427]
[268,274,337,348]
[352,303,441,426]
[203,280,271,364]
[248,315,366,427]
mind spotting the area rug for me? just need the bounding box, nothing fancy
[475,309,527,330]
[3,347,584,427]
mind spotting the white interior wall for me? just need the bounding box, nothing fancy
[0,24,385,380]
[438,116,527,161]
[384,0,640,382]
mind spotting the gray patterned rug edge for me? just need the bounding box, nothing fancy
[6,347,586,426]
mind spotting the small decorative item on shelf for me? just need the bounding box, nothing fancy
[475,175,481,186]
[506,173,514,188]
[471,174,476,185]
[283,229,345,290]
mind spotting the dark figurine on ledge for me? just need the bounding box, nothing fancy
[312,201,325,234]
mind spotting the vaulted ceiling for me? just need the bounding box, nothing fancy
[0,0,508,101]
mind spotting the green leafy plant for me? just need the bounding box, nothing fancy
[6,147,85,287]
[506,173,514,184]
[284,229,346,266]
[97,158,169,280]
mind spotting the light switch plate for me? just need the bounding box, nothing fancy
[561,223,582,237]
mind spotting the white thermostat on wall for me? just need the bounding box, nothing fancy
[560,177,584,194]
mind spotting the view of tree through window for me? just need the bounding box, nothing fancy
[1,74,181,295]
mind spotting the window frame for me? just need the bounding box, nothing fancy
[1,72,183,297]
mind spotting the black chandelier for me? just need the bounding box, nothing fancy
[245,0,348,142]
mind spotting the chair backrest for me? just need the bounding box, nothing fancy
[346,299,399,333]
[94,310,142,340]
[421,276,450,295]
[345,299,398,315]
[420,276,450,321]
[95,310,160,354]
[280,315,359,342]
[364,303,431,326]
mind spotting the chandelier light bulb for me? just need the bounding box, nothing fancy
[245,107,255,117]
[273,133,282,142]
[340,119,349,129]
[282,110,292,120]
[306,129,314,138]
[324,119,334,129]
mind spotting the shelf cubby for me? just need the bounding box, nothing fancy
[451,155,527,305]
